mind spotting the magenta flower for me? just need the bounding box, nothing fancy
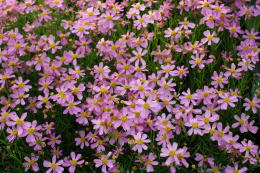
[189,54,206,69]
[93,62,111,80]
[179,88,198,106]
[94,152,114,173]
[23,153,39,172]
[160,142,183,166]
[201,30,219,45]
[243,97,260,113]
[133,132,151,153]
[145,153,158,172]
[62,96,81,115]
[130,47,147,66]
[232,113,250,133]
[217,93,238,110]
[75,130,89,149]
[6,112,30,135]
[47,133,61,148]
[211,72,228,88]
[63,152,84,173]
[43,155,64,173]
[185,118,204,136]
[239,140,259,157]
[225,163,247,173]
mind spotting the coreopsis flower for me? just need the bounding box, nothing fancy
[160,142,183,166]
[94,152,114,173]
[23,153,39,172]
[217,93,238,110]
[201,30,219,45]
[185,118,204,136]
[43,156,64,173]
[145,153,158,172]
[63,152,84,173]
[239,140,259,157]
[211,72,228,88]
[225,163,247,173]
[195,153,214,168]
[189,54,207,69]
[134,15,149,29]
[179,88,198,106]
[51,146,63,159]
[75,130,89,149]
[99,11,119,28]
[72,24,89,38]
[133,132,151,153]
[243,97,260,113]
[93,62,111,80]
[47,133,62,148]
[6,112,30,135]
[232,113,250,133]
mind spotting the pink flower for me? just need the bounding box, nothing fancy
[94,152,114,173]
[43,155,64,173]
[232,113,250,133]
[23,153,39,172]
[145,153,158,172]
[179,88,198,106]
[75,130,89,149]
[47,133,61,148]
[134,15,149,29]
[217,93,238,110]
[211,72,228,88]
[195,153,214,168]
[130,47,147,66]
[133,132,150,153]
[63,152,84,173]
[6,112,30,135]
[185,118,204,136]
[201,30,219,45]
[239,140,259,157]
[243,97,260,113]
[225,163,247,173]
[189,54,207,69]
[160,142,183,166]
[93,62,111,80]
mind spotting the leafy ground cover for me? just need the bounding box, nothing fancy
[1,0,260,172]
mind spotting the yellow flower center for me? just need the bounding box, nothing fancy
[50,43,56,48]
[136,138,143,145]
[196,59,202,64]
[143,103,150,109]
[216,77,222,83]
[12,130,18,135]
[249,34,254,39]
[139,18,145,23]
[250,101,255,107]
[186,94,192,99]
[27,128,35,135]
[207,35,213,40]
[68,102,74,108]
[50,163,57,169]
[218,131,224,137]
[16,119,23,125]
[224,97,230,103]
[169,150,176,157]
[98,68,104,73]
[18,83,25,88]
[70,160,77,166]
[121,115,128,122]
[101,158,108,164]
[106,16,112,21]
[29,160,35,166]
[42,97,48,103]
[192,123,198,129]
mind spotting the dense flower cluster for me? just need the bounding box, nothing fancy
[0,0,260,172]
